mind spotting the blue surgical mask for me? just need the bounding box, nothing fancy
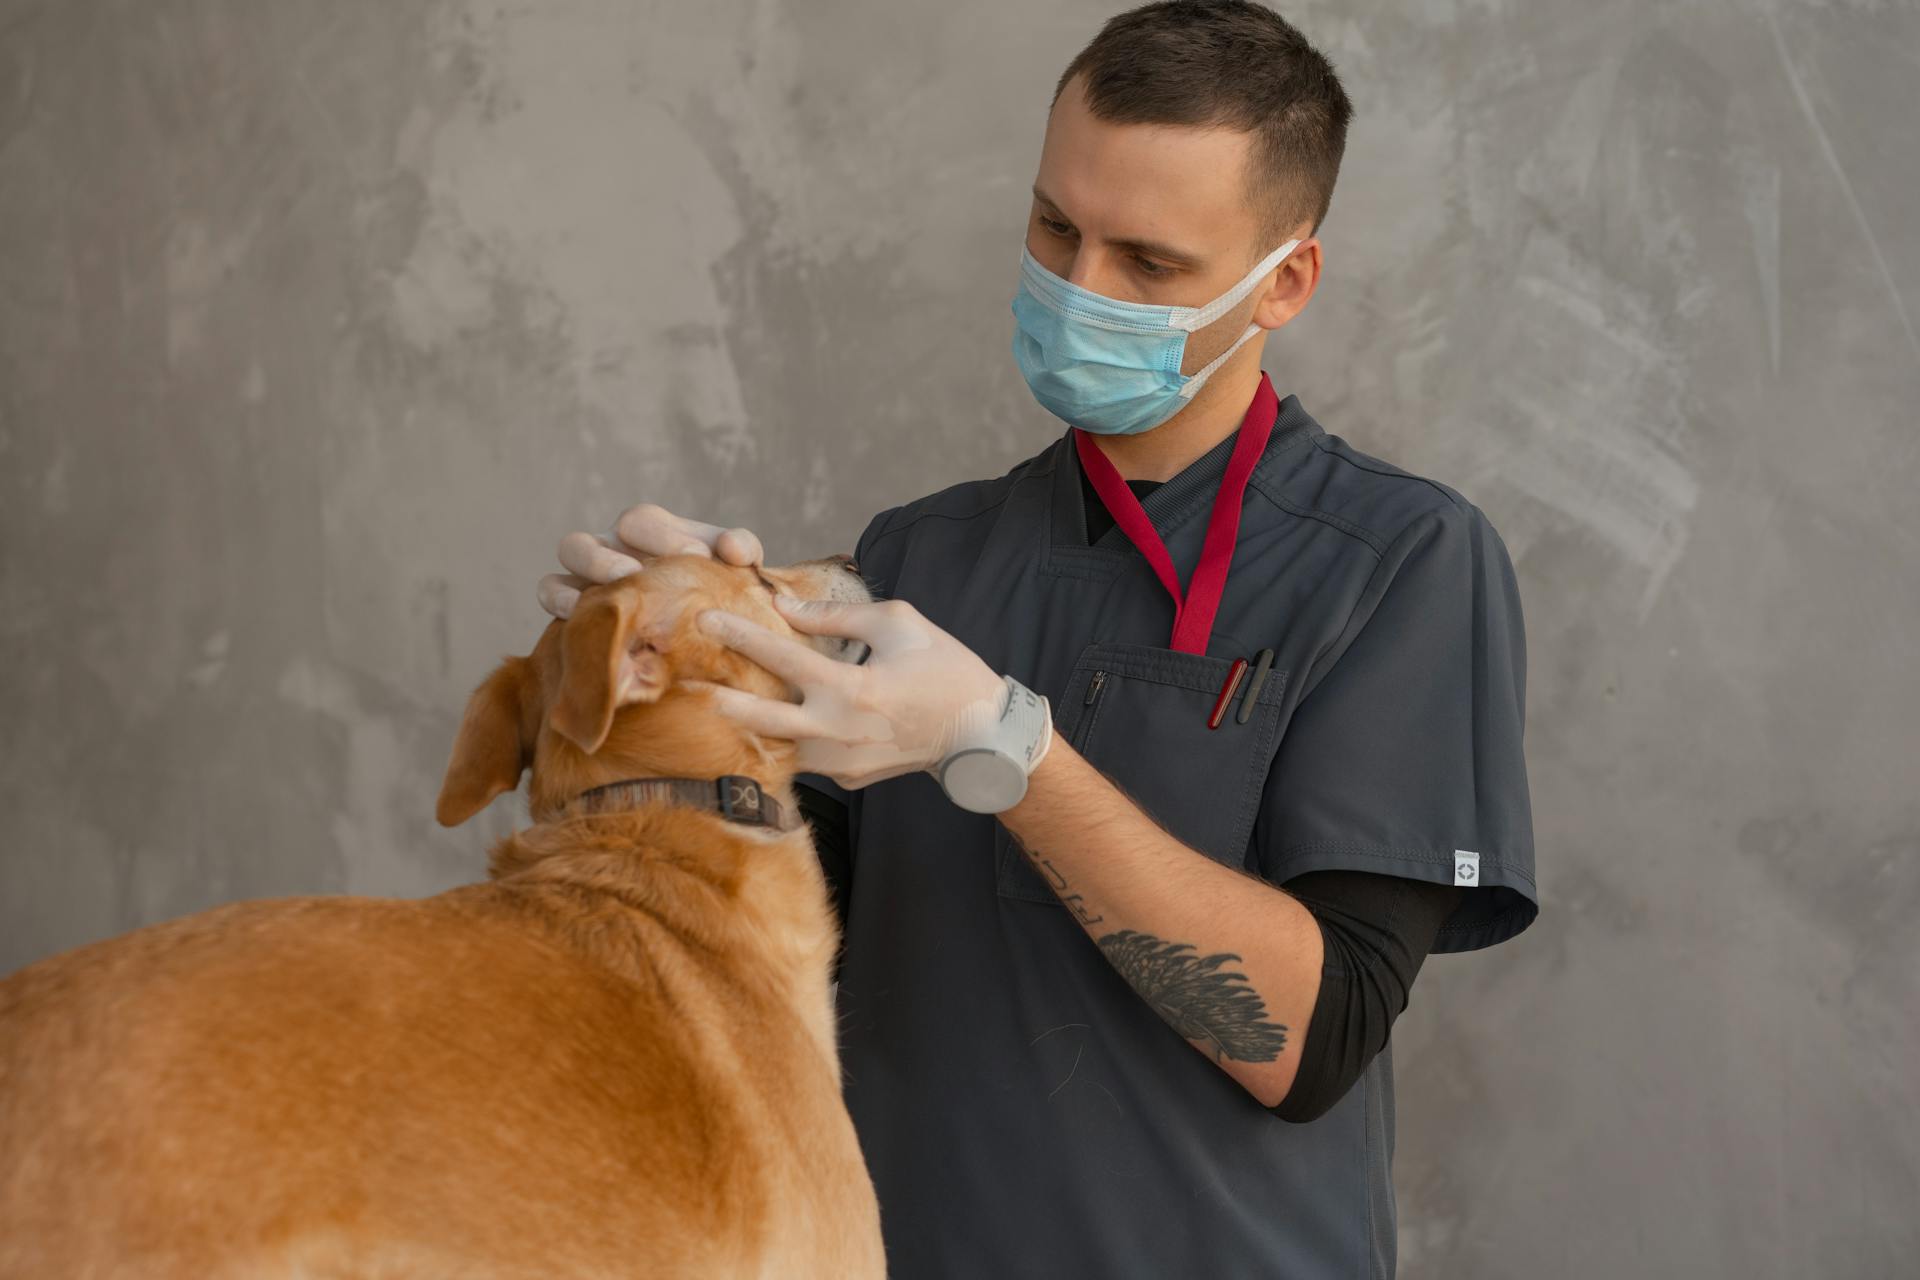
[1010,237,1301,435]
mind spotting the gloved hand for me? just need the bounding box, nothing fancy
[537,503,767,620]
[681,593,1048,793]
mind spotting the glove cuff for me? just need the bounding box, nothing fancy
[934,675,1052,815]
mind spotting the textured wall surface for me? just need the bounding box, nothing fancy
[2,1,1915,1275]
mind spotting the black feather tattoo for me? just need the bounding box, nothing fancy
[1095,929,1289,1063]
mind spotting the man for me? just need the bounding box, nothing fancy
[537,3,1536,1276]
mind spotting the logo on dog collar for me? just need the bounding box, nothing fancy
[725,778,761,816]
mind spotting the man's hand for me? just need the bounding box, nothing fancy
[537,503,767,620]
[682,595,1014,791]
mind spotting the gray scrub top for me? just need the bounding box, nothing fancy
[799,386,1537,1279]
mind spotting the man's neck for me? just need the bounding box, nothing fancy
[1082,358,1264,483]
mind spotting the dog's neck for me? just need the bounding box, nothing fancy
[496,755,820,893]
[555,774,802,833]
[524,698,809,836]
[486,766,840,1074]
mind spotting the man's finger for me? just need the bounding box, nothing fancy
[613,504,713,558]
[680,679,820,740]
[697,609,848,691]
[710,525,766,568]
[614,505,765,567]
[537,573,589,620]
[558,531,644,583]
[772,595,908,646]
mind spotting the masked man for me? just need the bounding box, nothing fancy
[538,3,1537,1276]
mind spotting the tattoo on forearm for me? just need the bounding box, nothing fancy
[1019,843,1104,925]
[1014,839,1288,1063]
[1095,930,1289,1063]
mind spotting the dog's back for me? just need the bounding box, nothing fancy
[0,842,883,1279]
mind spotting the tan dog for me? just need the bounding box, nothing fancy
[0,554,886,1280]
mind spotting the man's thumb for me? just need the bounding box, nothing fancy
[772,593,843,631]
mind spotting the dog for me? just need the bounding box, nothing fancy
[0,552,886,1279]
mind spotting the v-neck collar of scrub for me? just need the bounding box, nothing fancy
[1048,373,1323,553]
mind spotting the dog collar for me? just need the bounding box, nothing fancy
[566,774,801,833]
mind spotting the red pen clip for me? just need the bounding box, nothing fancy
[1207,657,1250,730]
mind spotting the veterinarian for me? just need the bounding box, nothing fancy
[539,3,1536,1276]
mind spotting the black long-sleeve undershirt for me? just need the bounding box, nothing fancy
[1269,868,1460,1121]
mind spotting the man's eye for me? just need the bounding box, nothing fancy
[1039,216,1073,237]
[1133,255,1172,278]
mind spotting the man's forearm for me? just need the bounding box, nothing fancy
[998,737,1324,1109]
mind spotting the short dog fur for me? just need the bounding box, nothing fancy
[0,553,886,1279]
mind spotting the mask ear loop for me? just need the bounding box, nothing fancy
[1167,238,1303,400]
[1171,238,1301,333]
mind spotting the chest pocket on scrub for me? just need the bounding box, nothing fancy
[994,641,1291,906]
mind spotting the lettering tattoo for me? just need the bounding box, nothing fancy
[1020,843,1105,925]
[1015,838,1287,1063]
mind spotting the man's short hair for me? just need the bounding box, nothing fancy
[1053,0,1353,251]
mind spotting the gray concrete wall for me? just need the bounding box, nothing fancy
[2,1,1914,1274]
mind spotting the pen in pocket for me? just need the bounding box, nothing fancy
[1208,657,1249,730]
[1236,648,1275,724]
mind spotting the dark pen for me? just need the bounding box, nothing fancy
[1236,648,1275,724]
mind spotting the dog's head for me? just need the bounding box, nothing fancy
[434,553,872,827]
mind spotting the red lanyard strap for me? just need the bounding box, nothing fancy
[1074,372,1278,655]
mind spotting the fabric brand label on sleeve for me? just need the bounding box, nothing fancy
[1453,850,1480,887]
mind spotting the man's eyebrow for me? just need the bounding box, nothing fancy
[1031,185,1204,269]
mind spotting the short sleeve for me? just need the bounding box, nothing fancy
[1248,502,1538,953]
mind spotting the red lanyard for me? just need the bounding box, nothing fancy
[1073,371,1278,655]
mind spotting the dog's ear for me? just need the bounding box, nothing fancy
[549,590,671,755]
[436,657,539,827]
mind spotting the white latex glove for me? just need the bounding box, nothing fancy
[680,594,1039,791]
[538,503,767,620]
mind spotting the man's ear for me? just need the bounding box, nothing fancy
[436,656,539,827]
[550,590,670,755]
